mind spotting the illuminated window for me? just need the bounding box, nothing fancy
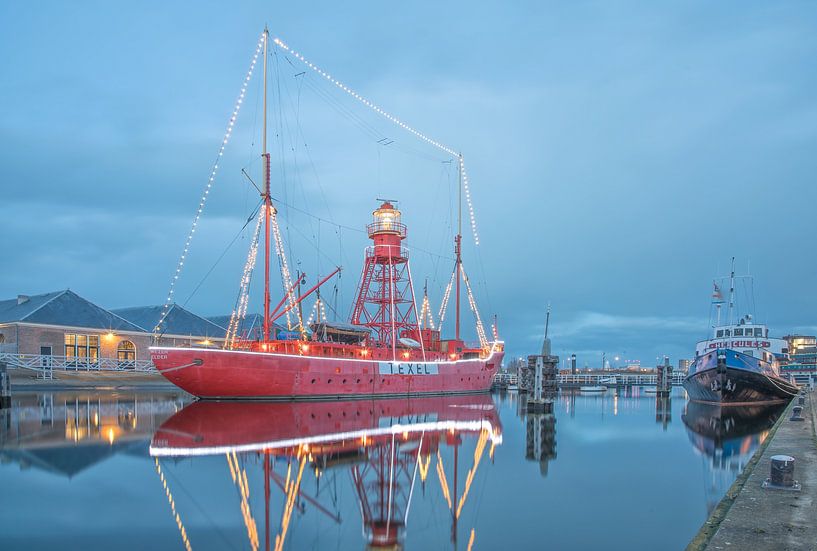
[117,340,136,361]
[64,334,99,360]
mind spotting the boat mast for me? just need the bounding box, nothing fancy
[455,154,463,341]
[727,256,735,326]
[263,27,272,342]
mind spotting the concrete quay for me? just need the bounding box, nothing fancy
[688,389,817,551]
[6,366,174,391]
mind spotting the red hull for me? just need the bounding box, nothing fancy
[150,346,503,399]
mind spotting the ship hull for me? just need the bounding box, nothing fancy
[150,346,503,399]
[683,349,798,405]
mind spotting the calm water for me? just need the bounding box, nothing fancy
[0,388,785,550]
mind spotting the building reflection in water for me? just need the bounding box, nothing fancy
[682,401,785,513]
[0,391,187,478]
[150,394,502,550]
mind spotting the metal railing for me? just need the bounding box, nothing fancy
[492,372,686,387]
[366,220,407,238]
[0,353,156,378]
[557,373,685,386]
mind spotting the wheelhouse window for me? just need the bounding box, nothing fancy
[754,328,763,337]
[117,340,136,361]
[65,334,99,360]
[716,330,724,338]
[734,328,743,336]
[724,329,731,337]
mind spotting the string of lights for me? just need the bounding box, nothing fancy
[274,450,308,551]
[436,449,453,510]
[227,452,260,551]
[460,265,489,348]
[455,429,489,519]
[154,32,266,337]
[270,208,304,333]
[154,458,193,551]
[272,36,481,246]
[225,207,265,348]
[419,292,435,330]
[437,268,457,329]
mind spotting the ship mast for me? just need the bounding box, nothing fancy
[727,256,735,327]
[455,154,463,341]
[262,27,272,342]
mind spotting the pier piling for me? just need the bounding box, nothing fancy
[0,361,11,409]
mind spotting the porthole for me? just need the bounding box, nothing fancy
[342,379,347,384]
[328,379,332,384]
[311,379,316,384]
[356,379,360,384]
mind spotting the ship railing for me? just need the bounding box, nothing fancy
[366,221,407,238]
[0,352,156,379]
[364,244,409,259]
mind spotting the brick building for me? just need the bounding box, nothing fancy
[0,290,228,368]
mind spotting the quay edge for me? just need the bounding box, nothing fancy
[686,389,817,551]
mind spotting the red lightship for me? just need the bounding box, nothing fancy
[150,29,503,399]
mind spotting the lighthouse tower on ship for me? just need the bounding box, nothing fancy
[352,201,426,359]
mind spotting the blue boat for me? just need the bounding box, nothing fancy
[683,261,799,405]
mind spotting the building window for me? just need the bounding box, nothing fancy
[65,334,99,360]
[117,340,136,361]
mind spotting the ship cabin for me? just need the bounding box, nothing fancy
[694,315,788,363]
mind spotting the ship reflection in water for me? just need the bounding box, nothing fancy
[682,400,786,513]
[150,395,502,550]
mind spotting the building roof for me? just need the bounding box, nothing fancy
[0,290,144,332]
[112,304,227,338]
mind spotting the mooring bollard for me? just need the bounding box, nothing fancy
[763,455,801,490]
[790,405,805,421]
[771,455,794,486]
[798,395,806,406]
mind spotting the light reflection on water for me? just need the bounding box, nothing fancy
[0,388,783,550]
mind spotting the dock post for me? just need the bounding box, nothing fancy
[0,361,11,409]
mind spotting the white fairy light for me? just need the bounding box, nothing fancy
[270,207,304,335]
[437,268,457,329]
[460,264,489,349]
[154,32,266,337]
[272,36,481,245]
[225,207,265,348]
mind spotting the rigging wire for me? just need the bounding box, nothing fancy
[272,36,482,247]
[155,32,265,337]
[181,202,263,308]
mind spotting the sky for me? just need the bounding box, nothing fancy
[1,1,816,367]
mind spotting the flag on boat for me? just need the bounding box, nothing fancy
[712,281,724,303]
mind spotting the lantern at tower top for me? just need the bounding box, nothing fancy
[367,201,406,239]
